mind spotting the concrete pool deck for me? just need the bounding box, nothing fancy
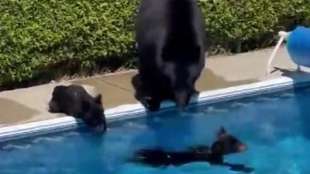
[0,47,304,127]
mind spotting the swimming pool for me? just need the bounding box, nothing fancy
[1,84,310,174]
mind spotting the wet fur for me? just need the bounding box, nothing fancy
[132,128,253,172]
[49,85,106,131]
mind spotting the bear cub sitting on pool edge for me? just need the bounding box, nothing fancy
[49,85,106,132]
[133,128,247,168]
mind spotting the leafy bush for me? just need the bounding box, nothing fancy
[0,0,138,87]
[0,0,309,88]
[199,0,310,53]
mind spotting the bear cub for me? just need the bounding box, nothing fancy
[133,127,246,166]
[49,85,106,132]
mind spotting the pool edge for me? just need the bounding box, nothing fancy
[1,75,309,142]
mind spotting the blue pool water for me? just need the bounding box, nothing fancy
[1,86,310,174]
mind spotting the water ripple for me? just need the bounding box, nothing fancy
[279,92,294,98]
[32,136,64,144]
[204,106,228,113]
[230,102,249,108]
[2,144,32,150]
[256,97,280,102]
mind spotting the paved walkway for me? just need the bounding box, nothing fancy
[0,47,299,127]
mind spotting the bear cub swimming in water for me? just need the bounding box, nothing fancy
[134,0,206,111]
[49,85,106,132]
[133,128,246,166]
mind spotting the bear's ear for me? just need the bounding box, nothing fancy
[82,100,90,111]
[217,126,227,138]
[94,94,102,105]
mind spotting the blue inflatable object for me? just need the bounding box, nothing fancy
[287,26,310,67]
[266,26,310,75]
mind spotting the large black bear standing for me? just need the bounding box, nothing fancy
[134,0,206,111]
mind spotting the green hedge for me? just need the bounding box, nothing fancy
[200,0,310,53]
[0,0,309,88]
[0,0,139,87]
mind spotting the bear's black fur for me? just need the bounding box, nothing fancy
[132,128,252,172]
[134,0,206,111]
[49,85,106,132]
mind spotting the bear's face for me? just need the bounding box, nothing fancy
[211,127,246,155]
[172,64,199,109]
[174,88,192,109]
[81,94,106,132]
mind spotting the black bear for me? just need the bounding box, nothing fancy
[134,0,206,111]
[49,85,106,132]
[132,127,249,171]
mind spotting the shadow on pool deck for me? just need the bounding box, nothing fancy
[196,69,256,91]
[0,47,301,126]
[73,69,257,108]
